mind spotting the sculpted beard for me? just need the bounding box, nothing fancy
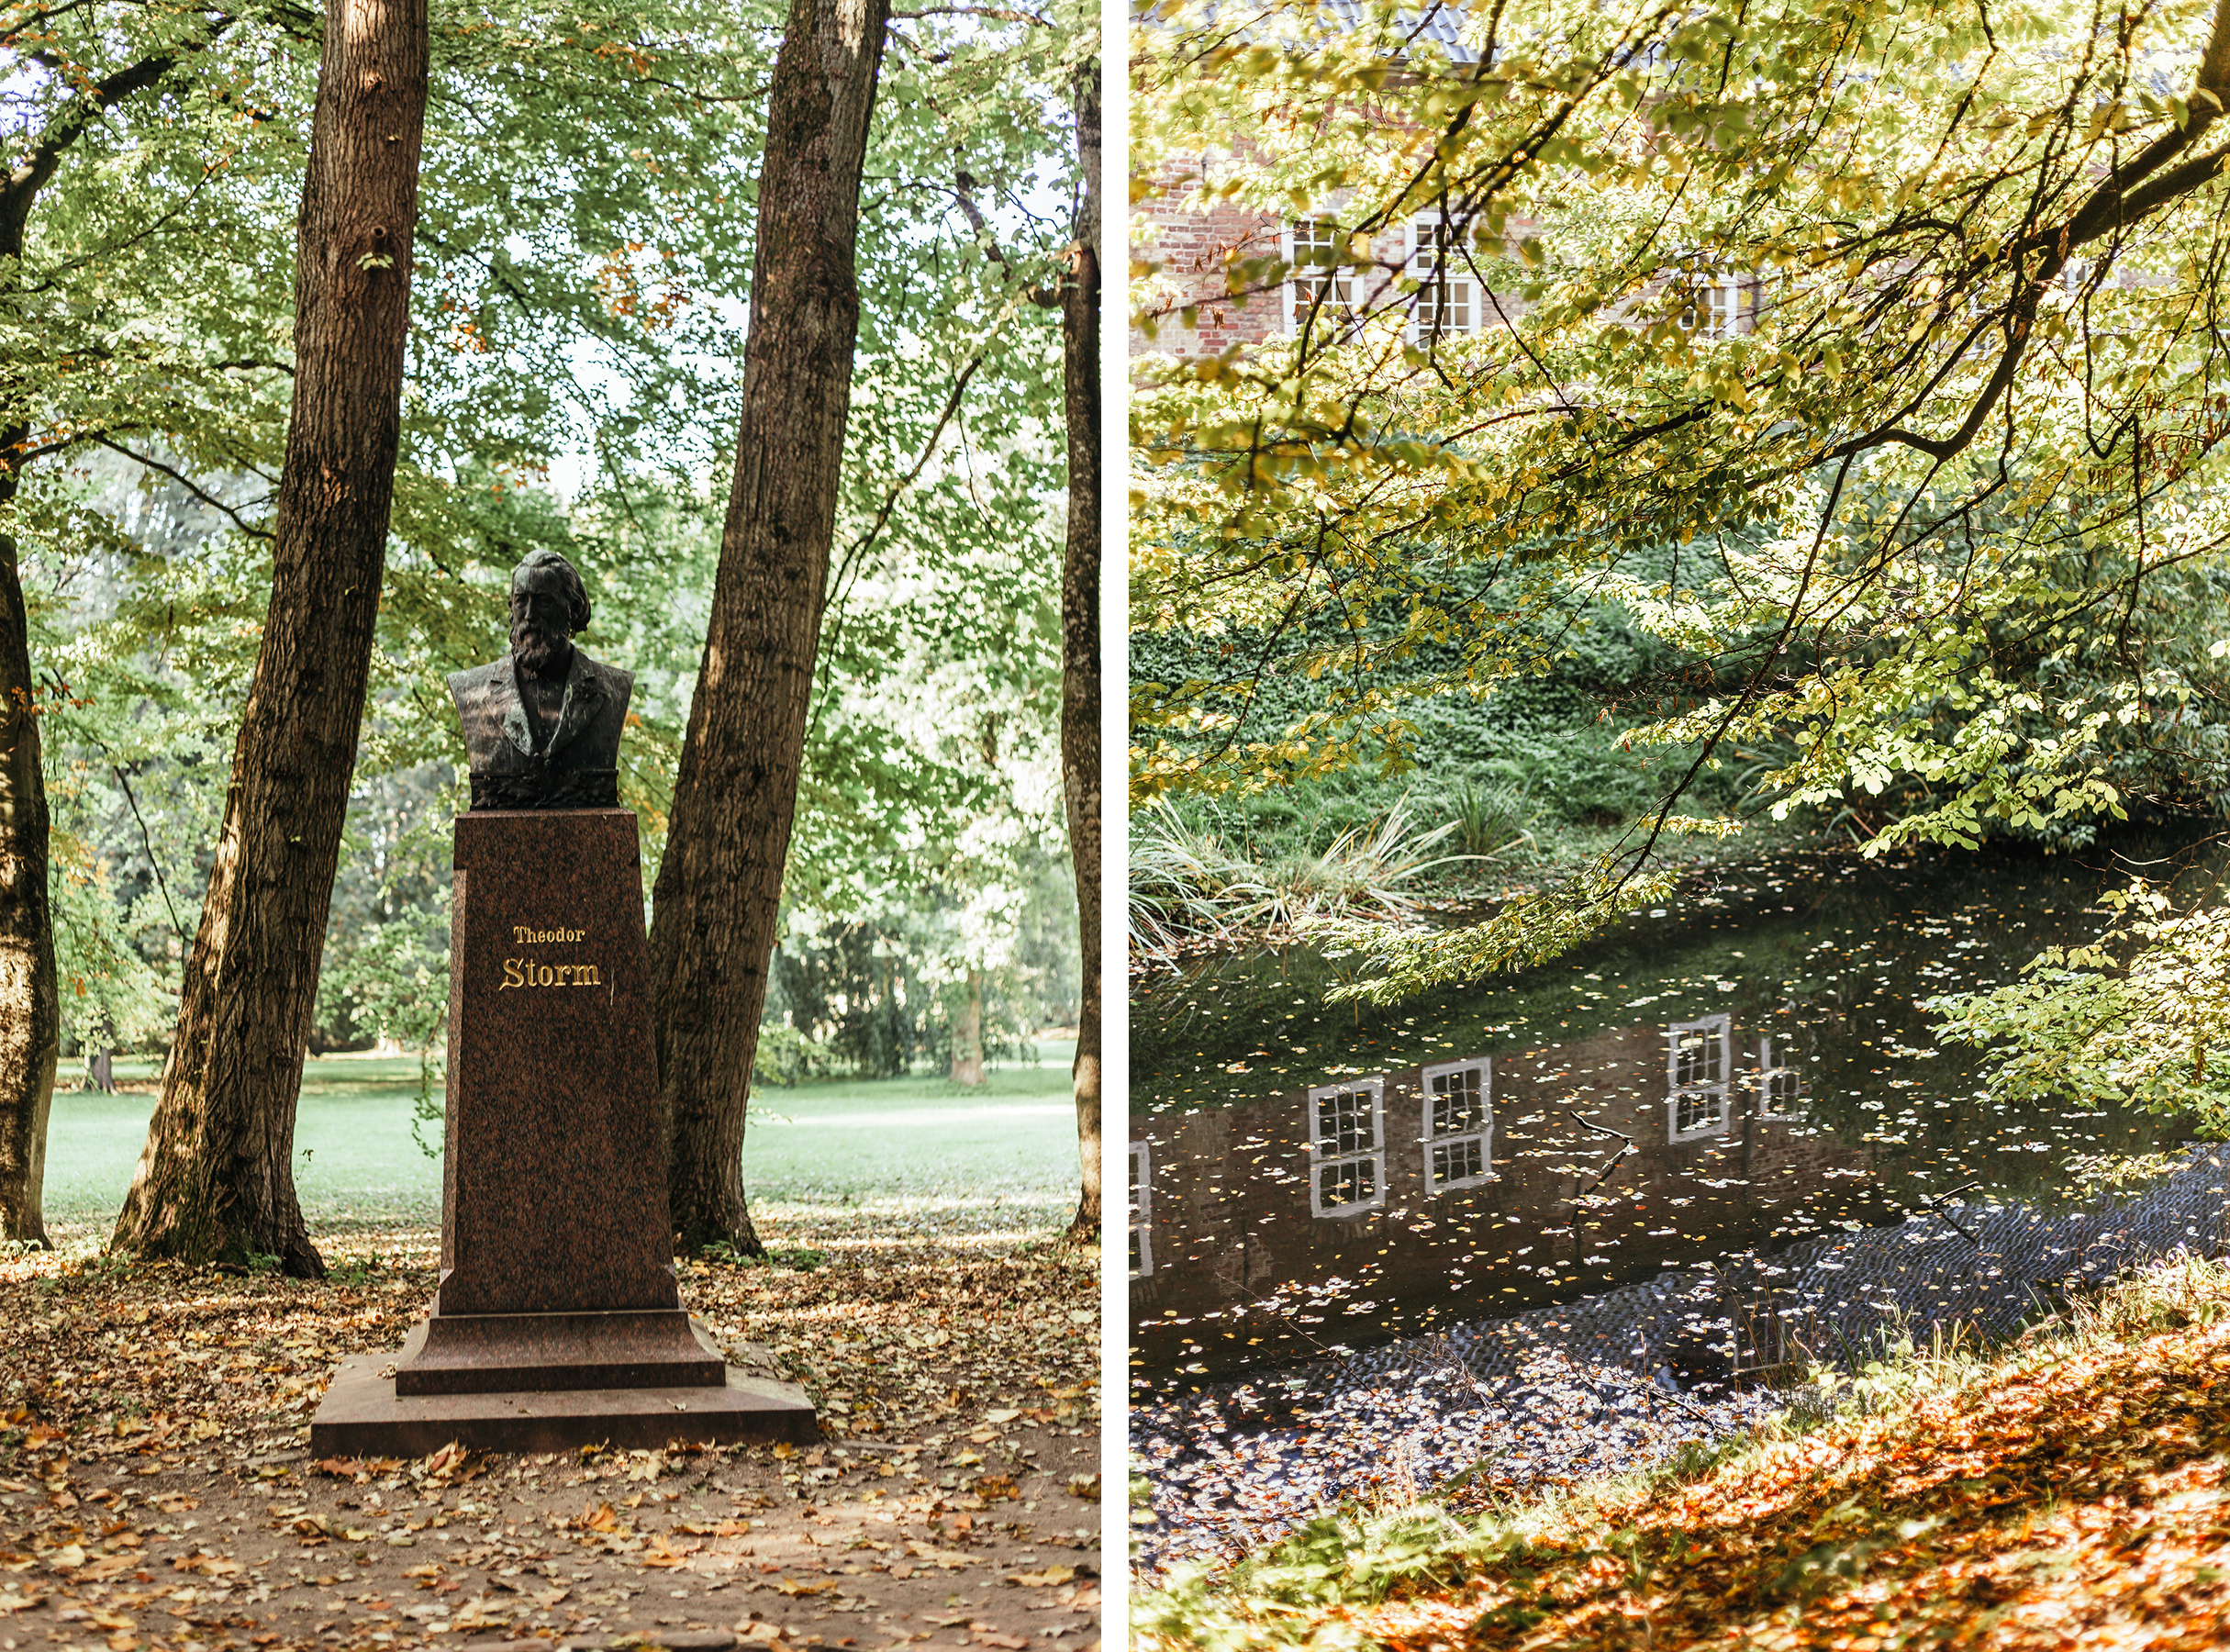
[510,611,567,676]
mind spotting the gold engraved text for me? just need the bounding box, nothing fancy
[514,926,586,943]
[499,957,603,989]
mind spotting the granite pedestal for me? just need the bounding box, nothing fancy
[310,809,815,1454]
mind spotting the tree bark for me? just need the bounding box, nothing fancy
[0,486,58,1250]
[649,0,891,1258]
[110,0,429,1277]
[949,968,987,1087]
[1060,61,1101,1245]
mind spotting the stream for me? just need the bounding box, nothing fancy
[1130,834,2230,1384]
[1127,834,2230,1570]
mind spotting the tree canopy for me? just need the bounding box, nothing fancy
[1131,0,2230,999]
[6,0,1087,1103]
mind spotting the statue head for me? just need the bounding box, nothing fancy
[509,550,591,677]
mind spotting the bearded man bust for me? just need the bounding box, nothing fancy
[448,549,634,810]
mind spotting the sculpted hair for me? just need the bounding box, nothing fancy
[511,550,591,635]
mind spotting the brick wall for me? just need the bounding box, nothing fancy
[1131,158,1291,359]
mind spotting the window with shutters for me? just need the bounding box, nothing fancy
[1421,1056,1493,1193]
[1308,1076,1386,1217]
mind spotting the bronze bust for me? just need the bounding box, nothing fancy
[449,551,633,810]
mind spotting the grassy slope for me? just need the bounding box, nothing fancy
[1137,1256,2230,1651]
[40,1044,1081,1242]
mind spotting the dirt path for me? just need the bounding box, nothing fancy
[0,1221,1101,1652]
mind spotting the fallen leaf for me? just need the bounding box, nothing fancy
[903,1542,973,1569]
[1006,1565,1076,1588]
[449,1597,512,1632]
[418,1442,486,1486]
[640,1535,697,1569]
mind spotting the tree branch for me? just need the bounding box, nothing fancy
[953,169,1059,307]
[0,33,224,256]
[890,6,1048,22]
[90,438,274,540]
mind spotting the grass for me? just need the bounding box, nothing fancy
[1135,1253,2230,1652]
[40,1040,1082,1245]
[1130,792,1476,957]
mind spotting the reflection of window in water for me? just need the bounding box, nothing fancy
[1309,1077,1387,1218]
[1129,1141,1154,1278]
[1422,1056,1494,1193]
[1756,1035,1803,1118]
[1667,1013,1732,1143]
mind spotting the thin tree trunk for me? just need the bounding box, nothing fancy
[0,477,58,1249]
[650,0,892,1259]
[949,969,987,1087]
[0,49,190,1248]
[110,0,429,1277]
[1061,61,1101,1244]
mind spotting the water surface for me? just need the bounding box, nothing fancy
[1130,837,2226,1379]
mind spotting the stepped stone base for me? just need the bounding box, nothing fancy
[394,1308,727,1396]
[309,1341,816,1457]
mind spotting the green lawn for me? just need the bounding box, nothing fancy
[42,1041,1081,1239]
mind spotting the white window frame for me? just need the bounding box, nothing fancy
[1678,272,1745,340]
[1287,218,1354,337]
[1756,1035,1803,1120]
[1408,212,1477,342]
[1308,1075,1387,1219]
[1128,1140,1154,1279]
[1667,1013,1733,1143]
[1421,1055,1494,1193]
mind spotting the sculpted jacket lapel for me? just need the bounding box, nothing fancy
[545,651,604,759]
[497,656,535,756]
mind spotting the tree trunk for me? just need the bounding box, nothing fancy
[0,480,58,1249]
[0,50,188,1249]
[109,0,429,1278]
[1061,61,1101,1245]
[649,0,891,1259]
[949,969,987,1087]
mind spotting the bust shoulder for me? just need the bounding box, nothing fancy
[447,658,510,701]
[577,653,634,699]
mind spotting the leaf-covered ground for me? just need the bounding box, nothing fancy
[1135,1256,2230,1652]
[0,1211,1101,1652]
